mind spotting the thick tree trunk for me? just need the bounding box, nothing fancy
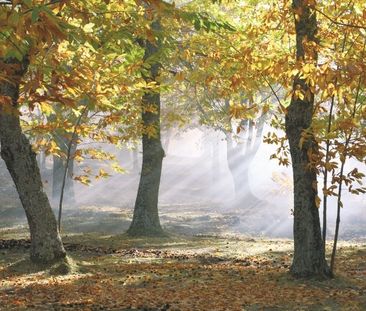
[0,59,66,263]
[286,1,330,278]
[127,19,165,236]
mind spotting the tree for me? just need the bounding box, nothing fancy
[195,96,266,206]
[173,2,272,207]
[224,99,267,207]
[127,14,165,236]
[285,0,330,278]
[51,125,77,204]
[0,1,76,263]
[0,57,66,263]
[126,0,232,235]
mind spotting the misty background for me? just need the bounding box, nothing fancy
[1,121,365,241]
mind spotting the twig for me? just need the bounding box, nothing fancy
[261,75,285,112]
[314,7,366,30]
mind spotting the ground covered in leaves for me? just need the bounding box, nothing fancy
[0,232,365,311]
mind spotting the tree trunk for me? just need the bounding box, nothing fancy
[0,59,66,263]
[285,1,330,278]
[52,155,64,200]
[52,144,75,204]
[226,134,248,195]
[37,149,46,175]
[52,129,77,204]
[127,19,165,237]
[226,139,259,205]
[65,147,76,203]
[131,147,139,172]
[225,116,265,206]
[211,136,220,185]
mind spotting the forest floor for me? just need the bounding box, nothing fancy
[0,204,366,310]
[0,233,365,310]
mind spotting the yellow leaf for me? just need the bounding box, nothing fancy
[315,195,321,208]
[83,23,95,33]
[74,175,91,185]
[175,72,185,82]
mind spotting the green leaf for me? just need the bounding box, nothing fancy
[31,7,40,23]
[8,12,20,26]
[5,49,23,61]
[194,18,202,31]
[23,0,32,7]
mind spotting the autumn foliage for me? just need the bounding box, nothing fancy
[0,0,366,309]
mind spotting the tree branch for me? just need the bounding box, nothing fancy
[314,7,366,30]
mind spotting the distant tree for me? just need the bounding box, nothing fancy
[225,108,266,207]
[52,128,77,204]
[195,94,267,207]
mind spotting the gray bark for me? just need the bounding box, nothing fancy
[0,58,66,263]
[127,19,165,236]
[285,1,330,278]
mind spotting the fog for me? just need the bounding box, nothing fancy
[1,124,365,240]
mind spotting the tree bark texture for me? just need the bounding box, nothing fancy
[127,19,165,236]
[286,1,331,278]
[0,59,66,263]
